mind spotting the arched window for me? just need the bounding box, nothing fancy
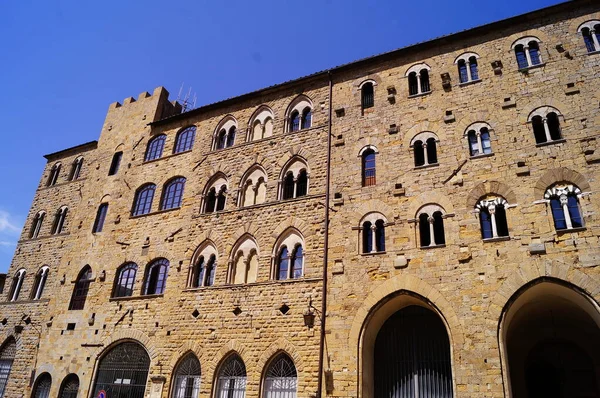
[160,177,186,210]
[411,132,439,167]
[476,197,510,239]
[202,176,228,213]
[227,126,236,147]
[143,258,169,295]
[58,374,79,398]
[274,230,304,280]
[240,166,268,207]
[579,21,600,53]
[249,107,275,141]
[92,203,109,233]
[301,108,312,129]
[361,82,374,110]
[280,158,309,200]
[113,262,137,298]
[32,373,52,398]
[217,129,227,149]
[174,126,196,154]
[286,96,313,133]
[360,214,386,254]
[47,163,61,186]
[263,353,297,398]
[69,157,83,181]
[132,183,156,216]
[406,64,431,96]
[31,266,49,300]
[282,172,295,200]
[296,170,308,197]
[545,184,584,231]
[8,269,25,302]
[231,237,259,284]
[217,187,227,211]
[455,53,480,83]
[192,254,216,288]
[290,111,300,132]
[108,151,122,176]
[0,337,16,397]
[69,266,92,310]
[277,247,289,281]
[172,353,201,398]
[30,211,45,239]
[512,37,543,69]
[529,107,563,144]
[51,206,68,235]
[91,342,150,398]
[291,245,303,279]
[216,354,246,398]
[417,206,446,248]
[361,148,376,187]
[145,134,166,161]
[213,117,237,150]
[465,123,493,157]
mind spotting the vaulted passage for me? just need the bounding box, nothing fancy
[374,305,453,398]
[504,280,600,397]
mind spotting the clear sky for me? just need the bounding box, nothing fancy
[0,0,565,273]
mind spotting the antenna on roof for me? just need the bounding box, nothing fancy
[176,83,197,113]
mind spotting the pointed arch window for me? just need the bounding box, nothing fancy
[231,238,259,285]
[174,126,196,154]
[32,373,52,398]
[361,148,376,186]
[145,134,166,161]
[132,183,156,216]
[30,211,45,239]
[8,269,25,302]
[92,203,109,233]
[263,353,297,398]
[417,206,446,248]
[69,157,83,181]
[108,151,123,176]
[91,342,150,398]
[69,266,92,310]
[301,108,312,129]
[275,231,304,280]
[161,177,186,210]
[217,129,227,150]
[192,254,216,288]
[280,160,309,200]
[173,354,201,398]
[203,177,228,213]
[47,163,61,186]
[290,111,300,132]
[113,262,137,298]
[240,167,268,207]
[58,374,79,398]
[476,198,510,239]
[143,258,169,295]
[545,185,584,231]
[249,107,275,141]
[287,97,313,133]
[51,206,68,235]
[361,82,374,110]
[31,266,49,300]
[216,354,246,398]
[227,126,236,147]
[0,338,16,398]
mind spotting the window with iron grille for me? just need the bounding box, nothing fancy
[263,353,297,398]
[69,266,92,310]
[0,338,16,398]
[143,259,169,295]
[92,342,150,398]
[362,149,376,186]
[32,373,52,398]
[145,135,166,161]
[113,263,137,298]
[172,354,201,398]
[216,354,246,398]
[361,82,374,110]
[174,126,196,154]
[58,374,79,398]
[132,184,156,216]
[108,151,123,176]
[93,203,109,233]
[161,177,186,210]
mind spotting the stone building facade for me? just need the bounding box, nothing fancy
[1,1,600,397]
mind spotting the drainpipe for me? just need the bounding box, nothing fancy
[317,71,333,398]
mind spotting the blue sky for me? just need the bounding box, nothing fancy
[0,0,564,273]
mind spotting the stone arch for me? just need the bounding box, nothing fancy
[235,154,269,180]
[271,217,313,240]
[284,94,313,121]
[455,111,496,135]
[569,12,600,35]
[256,339,305,396]
[356,143,380,157]
[352,200,394,226]
[406,191,455,219]
[185,232,225,263]
[205,340,254,385]
[349,274,464,398]
[404,121,445,148]
[276,147,312,169]
[505,29,550,52]
[466,180,517,209]
[228,223,261,253]
[92,329,158,360]
[520,97,569,125]
[533,167,591,199]
[352,73,382,91]
[166,341,205,377]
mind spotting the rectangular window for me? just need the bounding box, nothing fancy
[92,203,108,233]
[108,152,123,176]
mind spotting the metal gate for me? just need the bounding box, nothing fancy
[374,305,453,398]
[92,342,150,398]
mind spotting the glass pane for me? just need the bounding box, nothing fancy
[468,132,479,156]
[480,210,493,239]
[567,195,583,228]
[175,127,196,153]
[292,246,303,279]
[458,62,468,83]
[481,130,492,154]
[278,248,289,280]
[515,46,528,69]
[550,198,566,230]
[145,135,165,161]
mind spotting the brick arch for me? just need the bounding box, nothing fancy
[569,12,600,39]
[351,200,395,225]
[92,329,158,360]
[466,180,517,209]
[204,340,254,382]
[505,29,550,53]
[519,97,569,124]
[533,167,591,199]
[271,217,313,240]
[406,191,455,218]
[403,121,445,148]
[186,231,226,262]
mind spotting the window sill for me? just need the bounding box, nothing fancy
[414,163,439,170]
[420,244,446,250]
[483,236,510,243]
[470,152,494,159]
[360,251,386,256]
[458,79,482,87]
[143,149,192,165]
[586,50,600,56]
[40,178,86,191]
[182,276,323,292]
[535,138,566,147]
[20,232,70,243]
[556,226,586,234]
[130,206,180,219]
[0,298,50,306]
[518,63,545,72]
[109,294,164,302]
[408,91,432,99]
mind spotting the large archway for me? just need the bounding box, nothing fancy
[500,279,600,397]
[360,292,454,398]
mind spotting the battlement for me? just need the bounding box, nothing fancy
[109,86,170,109]
[106,86,183,123]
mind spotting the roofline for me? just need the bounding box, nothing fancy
[44,141,98,160]
[150,0,586,127]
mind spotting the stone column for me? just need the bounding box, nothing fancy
[428,216,436,246]
[476,131,483,155]
[370,225,377,253]
[524,45,533,67]
[591,29,600,51]
[422,142,429,165]
[542,117,552,142]
[293,177,298,199]
[560,194,573,229]
[489,205,498,238]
